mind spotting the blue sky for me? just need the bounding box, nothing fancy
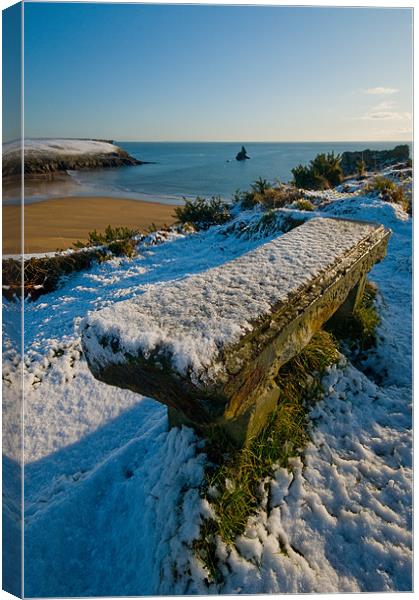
[3,2,22,141]
[23,2,413,142]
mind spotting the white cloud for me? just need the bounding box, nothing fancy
[358,99,411,121]
[361,110,411,121]
[363,87,399,95]
[373,100,396,110]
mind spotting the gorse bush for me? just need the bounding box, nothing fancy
[292,151,343,190]
[74,225,139,248]
[73,224,140,258]
[291,164,322,190]
[107,239,137,258]
[250,177,271,195]
[234,180,304,210]
[233,189,255,210]
[311,151,344,187]
[174,196,231,229]
[256,187,304,209]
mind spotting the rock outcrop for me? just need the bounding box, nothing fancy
[3,138,145,177]
[341,145,410,176]
[236,145,250,161]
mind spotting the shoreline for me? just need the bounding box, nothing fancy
[3,196,178,255]
[3,172,187,207]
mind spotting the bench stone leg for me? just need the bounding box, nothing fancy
[168,406,201,431]
[333,272,366,319]
[223,381,281,447]
[168,380,281,448]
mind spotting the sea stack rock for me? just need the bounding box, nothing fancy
[236,145,250,161]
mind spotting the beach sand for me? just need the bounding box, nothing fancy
[3,196,178,255]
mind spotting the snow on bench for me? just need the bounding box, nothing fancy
[82,217,390,446]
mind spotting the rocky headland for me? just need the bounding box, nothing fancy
[341,144,410,176]
[2,138,145,177]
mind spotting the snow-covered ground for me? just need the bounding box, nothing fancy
[2,173,412,595]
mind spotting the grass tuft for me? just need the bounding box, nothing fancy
[366,176,411,214]
[326,280,380,354]
[229,211,306,240]
[293,198,315,212]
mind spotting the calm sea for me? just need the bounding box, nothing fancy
[43,141,414,204]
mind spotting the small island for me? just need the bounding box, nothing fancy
[236,145,250,161]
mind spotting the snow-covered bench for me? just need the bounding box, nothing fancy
[82,217,390,447]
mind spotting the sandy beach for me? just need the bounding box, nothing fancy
[3,196,178,255]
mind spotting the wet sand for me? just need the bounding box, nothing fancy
[3,196,178,255]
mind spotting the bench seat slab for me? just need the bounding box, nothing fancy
[82,217,390,446]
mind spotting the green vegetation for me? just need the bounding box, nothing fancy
[4,224,162,301]
[3,222,199,302]
[250,177,272,195]
[174,196,231,229]
[326,281,380,355]
[234,180,304,210]
[293,198,315,211]
[366,176,411,214]
[73,224,139,258]
[366,175,396,195]
[195,330,341,580]
[356,159,366,178]
[146,222,164,234]
[74,224,139,250]
[107,238,137,258]
[292,152,343,190]
[253,209,279,236]
[3,250,101,301]
[232,211,305,240]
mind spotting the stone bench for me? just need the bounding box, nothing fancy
[82,217,390,447]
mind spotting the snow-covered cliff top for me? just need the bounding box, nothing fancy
[3,138,121,157]
[3,138,141,176]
